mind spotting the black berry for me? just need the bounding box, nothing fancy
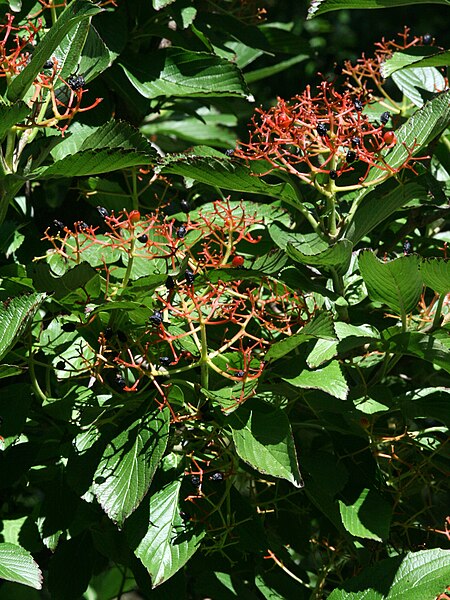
[78,221,89,231]
[115,374,126,389]
[333,63,343,75]
[403,240,412,255]
[225,149,235,157]
[150,310,163,326]
[159,356,171,367]
[180,511,190,522]
[191,475,201,487]
[176,225,187,239]
[62,322,77,332]
[209,472,224,482]
[43,59,53,69]
[165,275,175,290]
[351,136,361,148]
[346,150,356,163]
[329,170,338,180]
[180,199,190,213]
[184,269,195,285]
[353,98,363,112]
[52,219,65,231]
[137,234,148,243]
[96,206,109,219]
[317,123,328,136]
[67,74,85,91]
[380,111,390,125]
[104,327,113,340]
[236,370,245,378]
[423,33,432,45]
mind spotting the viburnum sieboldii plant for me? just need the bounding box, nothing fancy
[40,199,315,418]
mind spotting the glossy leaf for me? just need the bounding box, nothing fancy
[229,399,303,488]
[345,182,428,244]
[420,257,450,295]
[129,479,205,587]
[286,237,353,274]
[6,0,102,102]
[120,47,251,100]
[93,408,170,526]
[160,149,299,206]
[0,102,30,143]
[358,251,423,315]
[281,359,349,400]
[381,48,450,78]
[308,0,450,19]
[265,312,336,362]
[385,332,450,374]
[328,549,450,600]
[391,67,446,107]
[29,263,98,299]
[339,488,392,541]
[0,292,46,361]
[0,543,43,589]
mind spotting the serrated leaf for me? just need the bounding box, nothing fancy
[128,479,205,587]
[93,408,170,526]
[358,250,423,315]
[391,67,446,107]
[339,488,392,541]
[381,48,450,79]
[344,182,428,244]
[120,47,251,100]
[308,0,450,20]
[328,549,450,600]
[0,292,46,361]
[229,398,303,488]
[265,312,336,362]
[0,102,30,143]
[31,147,153,179]
[160,151,299,206]
[53,20,90,81]
[28,262,98,299]
[0,543,43,589]
[286,237,352,274]
[385,331,450,374]
[281,359,349,400]
[420,257,450,295]
[6,0,103,102]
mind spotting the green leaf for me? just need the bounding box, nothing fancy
[381,48,450,79]
[52,20,91,82]
[358,250,423,315]
[391,67,446,107]
[328,549,450,600]
[338,488,392,541]
[345,182,428,244]
[0,102,30,143]
[420,257,450,295]
[127,479,205,587]
[286,236,353,274]
[93,409,170,526]
[0,543,43,589]
[229,398,303,488]
[6,0,103,102]
[281,359,349,400]
[120,47,251,100]
[385,331,450,374]
[265,312,336,362]
[308,0,450,19]
[245,53,309,84]
[364,90,450,186]
[28,262,98,299]
[0,292,47,361]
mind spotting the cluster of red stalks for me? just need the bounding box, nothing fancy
[235,29,439,189]
[0,13,102,133]
[41,200,315,417]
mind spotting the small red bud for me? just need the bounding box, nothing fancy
[128,210,141,224]
[232,255,245,268]
[383,131,396,146]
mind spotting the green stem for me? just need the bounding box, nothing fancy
[29,349,47,403]
[199,320,209,391]
[431,293,445,330]
[131,167,139,210]
[50,0,58,25]
[121,237,135,290]
[330,268,349,321]
[4,130,16,172]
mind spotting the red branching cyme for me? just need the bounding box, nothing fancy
[0,14,42,78]
[235,80,420,190]
[40,202,316,417]
[343,28,447,99]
